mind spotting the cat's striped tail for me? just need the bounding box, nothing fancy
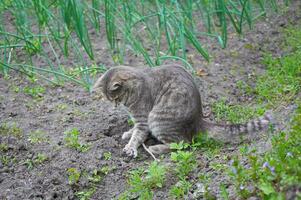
[203,111,275,143]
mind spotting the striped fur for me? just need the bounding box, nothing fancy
[93,65,273,157]
[203,112,273,143]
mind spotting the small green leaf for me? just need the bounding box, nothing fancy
[258,181,275,195]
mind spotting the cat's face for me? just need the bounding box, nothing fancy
[93,67,138,106]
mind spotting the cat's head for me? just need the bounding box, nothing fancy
[93,66,142,107]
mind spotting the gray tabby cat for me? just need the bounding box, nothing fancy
[93,64,272,157]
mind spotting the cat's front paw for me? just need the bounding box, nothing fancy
[122,130,133,140]
[123,144,138,158]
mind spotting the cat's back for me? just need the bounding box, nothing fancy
[149,64,197,90]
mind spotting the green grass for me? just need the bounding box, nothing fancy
[212,98,265,123]
[212,24,301,123]
[255,54,301,106]
[227,103,301,199]
[250,24,301,107]
[0,0,289,89]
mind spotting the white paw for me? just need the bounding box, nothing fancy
[122,130,133,140]
[123,144,138,158]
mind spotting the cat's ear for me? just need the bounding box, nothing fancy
[92,75,105,92]
[110,81,122,91]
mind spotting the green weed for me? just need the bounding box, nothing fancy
[227,103,301,199]
[87,169,104,184]
[24,153,48,169]
[283,24,301,51]
[103,152,112,161]
[169,179,192,199]
[34,153,48,164]
[64,128,90,152]
[56,103,68,111]
[23,85,45,99]
[0,122,23,138]
[220,184,230,200]
[121,161,166,200]
[0,155,15,167]
[74,166,112,199]
[100,165,115,175]
[169,141,198,198]
[249,24,301,107]
[67,168,81,185]
[236,80,254,95]
[255,52,301,106]
[212,98,264,123]
[76,187,96,200]
[127,118,134,126]
[28,130,48,144]
[25,159,34,169]
[0,143,8,152]
[170,150,196,178]
[192,133,223,150]
[10,85,20,93]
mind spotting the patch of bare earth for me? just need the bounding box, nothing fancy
[0,1,300,199]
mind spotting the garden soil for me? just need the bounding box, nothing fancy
[0,2,300,199]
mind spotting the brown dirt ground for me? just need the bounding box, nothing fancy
[0,1,300,200]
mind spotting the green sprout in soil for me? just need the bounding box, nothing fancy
[34,153,48,165]
[64,128,90,152]
[169,179,192,199]
[0,122,23,138]
[23,85,45,100]
[55,103,68,111]
[0,155,16,167]
[72,166,113,199]
[67,168,81,185]
[76,187,96,200]
[28,130,48,144]
[87,169,104,184]
[0,143,9,152]
[24,153,48,169]
[103,152,112,161]
[120,161,166,200]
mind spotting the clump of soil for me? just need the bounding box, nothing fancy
[0,2,300,199]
